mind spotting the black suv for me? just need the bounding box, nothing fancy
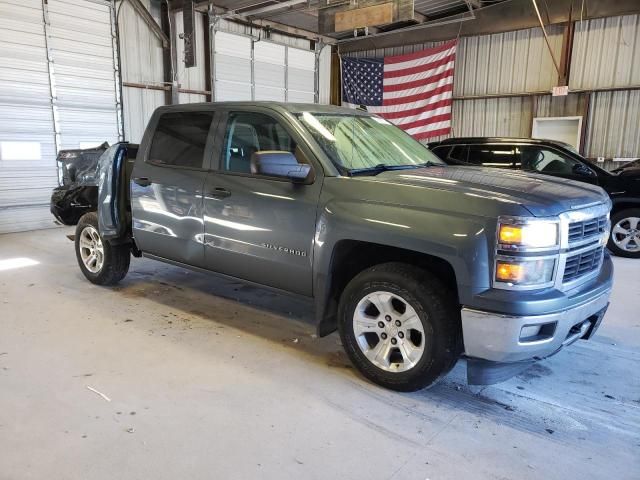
[428,137,640,258]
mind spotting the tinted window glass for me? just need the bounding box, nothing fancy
[223,112,297,174]
[447,145,469,164]
[148,112,213,168]
[520,146,580,174]
[467,145,516,169]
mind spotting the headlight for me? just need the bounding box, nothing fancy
[495,258,556,286]
[498,219,559,250]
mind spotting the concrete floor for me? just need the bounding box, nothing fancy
[0,228,638,480]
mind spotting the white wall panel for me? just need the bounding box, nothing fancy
[119,0,165,142]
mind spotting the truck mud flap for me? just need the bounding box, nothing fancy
[466,357,535,385]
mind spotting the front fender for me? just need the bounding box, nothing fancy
[312,197,495,335]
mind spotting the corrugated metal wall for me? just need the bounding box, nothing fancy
[586,89,640,159]
[452,96,533,138]
[454,26,563,96]
[570,14,640,90]
[344,17,640,163]
[119,0,165,143]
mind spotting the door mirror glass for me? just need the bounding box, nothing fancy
[251,151,311,181]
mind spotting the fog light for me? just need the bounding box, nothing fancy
[520,325,542,340]
[495,258,555,287]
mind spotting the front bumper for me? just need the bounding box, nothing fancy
[461,255,613,363]
[461,290,610,364]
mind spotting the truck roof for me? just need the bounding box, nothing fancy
[427,137,576,150]
[155,101,371,116]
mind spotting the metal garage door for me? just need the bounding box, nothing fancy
[0,0,57,234]
[0,0,120,234]
[214,31,253,101]
[213,29,317,103]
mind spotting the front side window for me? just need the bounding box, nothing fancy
[298,112,444,172]
[148,112,214,168]
[520,146,581,174]
[467,145,517,169]
[223,112,297,174]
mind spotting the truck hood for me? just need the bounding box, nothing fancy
[368,166,610,217]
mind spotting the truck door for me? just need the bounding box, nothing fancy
[202,110,322,296]
[130,109,216,266]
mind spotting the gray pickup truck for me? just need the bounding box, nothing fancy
[70,102,613,391]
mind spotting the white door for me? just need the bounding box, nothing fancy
[0,0,121,234]
[0,0,57,233]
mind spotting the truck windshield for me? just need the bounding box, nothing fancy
[298,112,444,174]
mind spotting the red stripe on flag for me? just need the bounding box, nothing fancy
[395,113,452,131]
[384,53,456,79]
[384,40,457,65]
[382,83,453,107]
[383,68,455,93]
[412,127,452,140]
[378,99,453,120]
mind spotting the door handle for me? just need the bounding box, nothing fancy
[209,187,231,199]
[133,177,152,187]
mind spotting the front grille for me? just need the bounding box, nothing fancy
[568,216,608,244]
[563,247,603,283]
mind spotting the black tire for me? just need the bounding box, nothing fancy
[607,208,640,258]
[75,212,130,285]
[338,262,461,392]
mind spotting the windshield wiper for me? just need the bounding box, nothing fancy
[349,163,431,176]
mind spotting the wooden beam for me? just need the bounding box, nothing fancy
[335,3,394,32]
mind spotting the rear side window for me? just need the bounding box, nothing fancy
[447,145,469,164]
[148,112,214,168]
[467,145,517,169]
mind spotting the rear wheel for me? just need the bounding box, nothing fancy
[75,212,130,285]
[338,262,461,392]
[608,208,640,258]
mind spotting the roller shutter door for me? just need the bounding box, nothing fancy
[0,0,57,233]
[0,0,120,234]
[212,30,317,103]
[214,31,252,101]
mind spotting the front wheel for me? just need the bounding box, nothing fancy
[608,208,640,258]
[338,263,461,392]
[75,212,130,285]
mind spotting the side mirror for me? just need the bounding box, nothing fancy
[572,163,596,177]
[251,151,311,182]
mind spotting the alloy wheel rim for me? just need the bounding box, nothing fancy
[612,216,640,252]
[352,291,426,373]
[79,226,104,273]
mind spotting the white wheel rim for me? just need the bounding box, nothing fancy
[612,217,640,252]
[352,291,426,373]
[79,225,104,273]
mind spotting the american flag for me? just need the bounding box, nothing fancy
[341,41,457,140]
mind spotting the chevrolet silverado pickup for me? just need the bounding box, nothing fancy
[65,102,614,391]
